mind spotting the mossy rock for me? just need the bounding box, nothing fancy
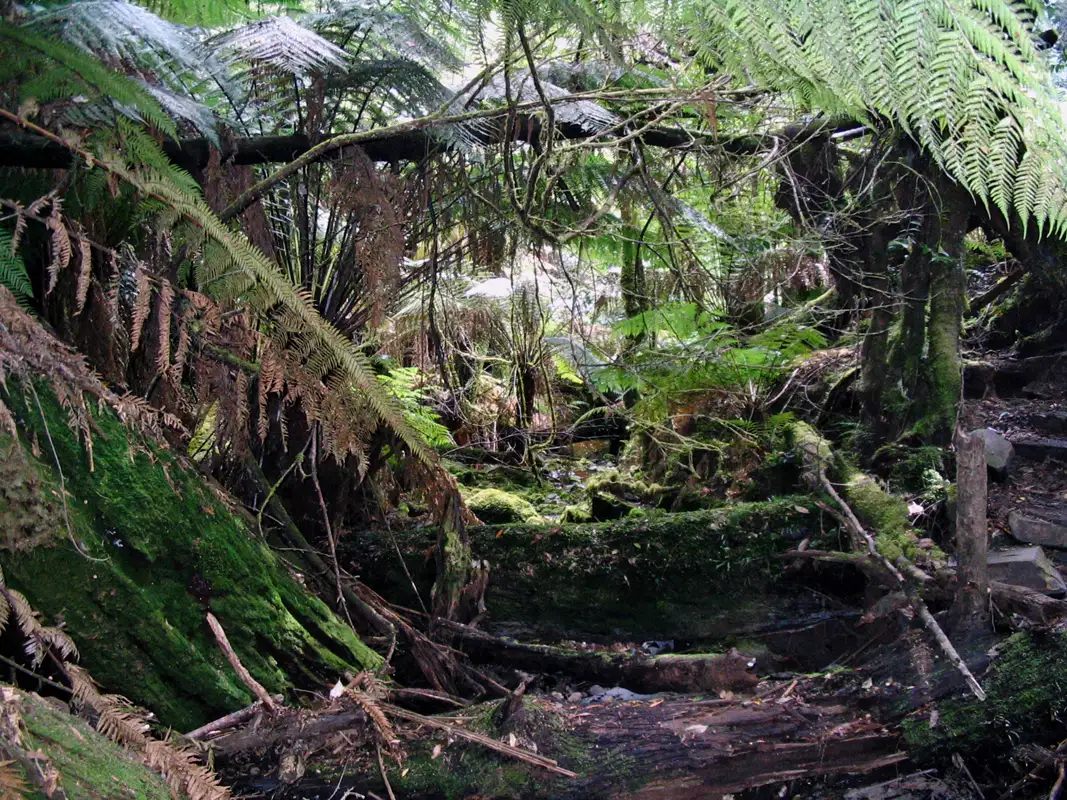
[466,488,544,524]
[0,384,380,731]
[8,689,179,800]
[358,498,826,643]
[560,504,592,523]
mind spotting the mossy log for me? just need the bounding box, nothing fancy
[0,386,380,730]
[354,499,827,644]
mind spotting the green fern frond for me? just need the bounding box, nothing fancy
[0,22,177,138]
[0,230,34,306]
[693,0,1067,231]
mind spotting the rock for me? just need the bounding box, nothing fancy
[566,692,583,703]
[1009,437,1067,464]
[465,488,544,524]
[1009,508,1067,549]
[987,546,1067,595]
[1026,410,1067,436]
[550,691,564,701]
[972,428,1014,479]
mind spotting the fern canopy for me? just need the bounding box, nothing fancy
[692,0,1067,233]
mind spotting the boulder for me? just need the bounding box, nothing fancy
[466,488,544,524]
[972,428,1014,480]
[987,546,1067,595]
[1009,508,1067,549]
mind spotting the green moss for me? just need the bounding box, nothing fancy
[15,690,174,800]
[0,384,379,730]
[903,632,1067,764]
[585,469,672,521]
[560,504,592,523]
[466,488,544,524]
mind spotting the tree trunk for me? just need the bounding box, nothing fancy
[432,490,471,622]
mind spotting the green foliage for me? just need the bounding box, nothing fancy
[0,21,177,137]
[0,229,33,306]
[376,366,455,449]
[594,309,826,422]
[693,0,1067,233]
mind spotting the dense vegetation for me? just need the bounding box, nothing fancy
[3,0,1067,796]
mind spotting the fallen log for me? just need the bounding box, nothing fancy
[441,620,760,694]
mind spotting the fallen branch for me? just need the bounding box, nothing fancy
[206,612,279,713]
[183,697,281,741]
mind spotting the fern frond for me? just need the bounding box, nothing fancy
[0,231,33,307]
[214,15,348,75]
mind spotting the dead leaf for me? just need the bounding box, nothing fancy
[793,505,809,514]
[685,724,708,734]
[431,744,442,760]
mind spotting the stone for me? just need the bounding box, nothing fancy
[550,691,564,701]
[1009,508,1067,549]
[972,428,1014,479]
[1026,410,1067,436]
[1010,437,1067,464]
[987,546,1067,595]
[566,692,583,703]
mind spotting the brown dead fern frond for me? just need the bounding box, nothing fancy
[74,238,92,316]
[129,267,152,352]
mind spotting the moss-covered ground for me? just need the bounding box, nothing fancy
[14,690,175,800]
[0,384,379,730]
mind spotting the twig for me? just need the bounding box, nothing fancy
[376,744,397,800]
[810,455,986,700]
[1052,761,1066,800]
[206,612,279,713]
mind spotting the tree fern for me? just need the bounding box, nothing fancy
[0,22,178,138]
[692,0,1067,233]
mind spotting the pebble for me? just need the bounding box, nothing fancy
[550,691,564,700]
[566,691,583,703]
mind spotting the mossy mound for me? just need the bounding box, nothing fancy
[466,488,544,524]
[359,498,826,642]
[584,469,671,520]
[0,385,380,731]
[903,632,1067,766]
[10,689,175,800]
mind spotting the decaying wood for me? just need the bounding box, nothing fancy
[952,428,990,632]
[206,613,280,713]
[382,702,579,778]
[211,708,369,757]
[442,620,759,694]
[184,697,283,741]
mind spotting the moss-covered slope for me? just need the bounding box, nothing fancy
[0,386,379,730]
[12,689,177,800]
